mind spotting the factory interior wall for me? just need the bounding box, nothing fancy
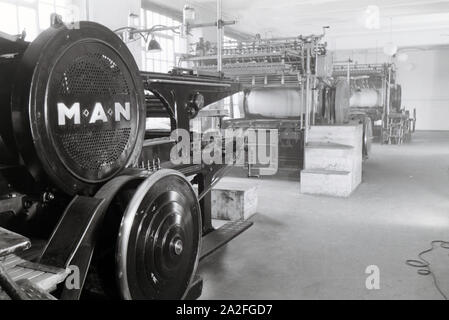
[334,48,449,131]
[396,48,449,131]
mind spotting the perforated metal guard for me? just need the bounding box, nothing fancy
[60,128,131,171]
[55,52,134,173]
[59,52,130,96]
[46,42,140,184]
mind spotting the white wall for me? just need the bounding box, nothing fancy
[334,47,449,131]
[397,48,449,131]
[333,49,390,65]
[329,28,449,52]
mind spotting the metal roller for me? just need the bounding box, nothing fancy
[350,89,381,108]
[245,88,302,118]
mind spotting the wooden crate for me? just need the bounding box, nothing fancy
[211,179,258,221]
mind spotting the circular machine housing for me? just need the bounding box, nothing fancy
[11,22,146,195]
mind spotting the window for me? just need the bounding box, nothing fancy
[0,0,82,41]
[223,34,237,52]
[140,8,187,73]
[223,35,240,119]
[224,35,236,44]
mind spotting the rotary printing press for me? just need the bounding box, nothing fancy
[181,29,350,177]
[333,62,416,147]
[0,21,250,300]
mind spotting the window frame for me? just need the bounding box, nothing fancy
[140,7,186,73]
[0,0,81,41]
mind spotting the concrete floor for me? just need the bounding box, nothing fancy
[198,131,449,300]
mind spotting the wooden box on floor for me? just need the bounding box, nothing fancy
[211,180,258,221]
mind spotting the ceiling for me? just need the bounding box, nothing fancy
[146,0,449,50]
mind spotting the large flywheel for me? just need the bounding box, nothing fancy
[116,169,201,300]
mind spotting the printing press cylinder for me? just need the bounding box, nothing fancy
[244,82,349,124]
[245,88,302,118]
[350,89,382,108]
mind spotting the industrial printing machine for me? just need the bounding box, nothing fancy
[0,20,251,300]
[333,62,416,146]
[181,29,353,177]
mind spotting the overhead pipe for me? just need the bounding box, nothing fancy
[217,0,223,73]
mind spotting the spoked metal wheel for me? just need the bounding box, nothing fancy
[116,169,201,300]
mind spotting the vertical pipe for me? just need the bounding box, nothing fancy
[380,77,386,144]
[305,45,312,144]
[86,0,91,21]
[300,80,304,129]
[300,80,305,176]
[386,67,392,141]
[382,66,392,143]
[387,67,392,117]
[312,43,319,126]
[217,0,223,73]
[347,58,350,83]
[384,67,391,127]
[305,77,310,143]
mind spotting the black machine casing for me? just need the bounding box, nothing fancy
[9,22,146,196]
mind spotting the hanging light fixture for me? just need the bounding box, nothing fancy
[148,35,162,53]
[113,1,235,55]
[183,5,196,25]
[182,5,196,37]
[128,12,140,29]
